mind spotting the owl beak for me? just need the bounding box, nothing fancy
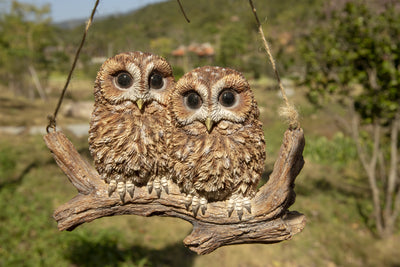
[136,99,144,110]
[205,117,214,133]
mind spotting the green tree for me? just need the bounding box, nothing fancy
[150,37,173,58]
[300,1,400,238]
[217,22,247,68]
[0,0,56,99]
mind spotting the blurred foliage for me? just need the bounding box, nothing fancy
[299,0,400,238]
[149,37,173,58]
[304,132,358,168]
[0,0,325,97]
[300,0,400,124]
[0,144,17,179]
[0,1,61,98]
[216,21,247,67]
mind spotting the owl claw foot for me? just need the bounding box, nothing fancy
[107,179,134,201]
[186,195,207,216]
[147,178,162,197]
[147,177,169,197]
[117,181,126,202]
[147,182,153,194]
[154,179,162,198]
[184,195,193,210]
[200,197,207,215]
[192,196,200,217]
[108,180,117,197]
[126,181,135,198]
[227,196,251,220]
[161,177,169,194]
[243,197,251,213]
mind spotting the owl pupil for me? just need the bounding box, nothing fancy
[219,90,236,107]
[116,72,133,88]
[149,72,164,89]
[185,92,202,110]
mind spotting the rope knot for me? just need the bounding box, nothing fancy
[45,0,99,135]
[46,115,57,133]
[248,0,300,129]
[279,105,300,130]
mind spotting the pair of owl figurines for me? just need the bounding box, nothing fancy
[89,51,266,219]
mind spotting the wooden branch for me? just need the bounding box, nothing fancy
[44,128,306,255]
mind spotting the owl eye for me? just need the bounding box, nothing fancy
[184,91,203,110]
[219,89,237,107]
[115,72,133,89]
[149,71,164,89]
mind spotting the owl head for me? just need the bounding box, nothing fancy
[94,51,175,109]
[170,66,258,134]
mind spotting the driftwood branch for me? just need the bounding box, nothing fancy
[44,128,306,255]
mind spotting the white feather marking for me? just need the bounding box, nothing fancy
[177,83,210,126]
[210,75,246,123]
[116,62,144,101]
[144,61,155,79]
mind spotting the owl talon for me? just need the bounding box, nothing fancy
[184,194,193,210]
[236,200,243,220]
[117,181,126,202]
[200,197,208,215]
[227,196,251,220]
[155,187,162,198]
[108,180,117,197]
[147,182,153,194]
[126,181,135,198]
[154,178,162,198]
[161,177,169,194]
[237,209,244,220]
[192,196,200,217]
[243,197,251,214]
[147,178,166,197]
[227,199,235,217]
[192,206,200,217]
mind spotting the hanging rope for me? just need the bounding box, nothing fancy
[248,0,299,129]
[176,0,190,23]
[46,0,100,133]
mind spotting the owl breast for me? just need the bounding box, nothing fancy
[89,101,168,185]
[169,119,265,201]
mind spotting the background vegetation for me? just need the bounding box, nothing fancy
[0,0,399,266]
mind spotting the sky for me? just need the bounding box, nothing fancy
[16,0,167,22]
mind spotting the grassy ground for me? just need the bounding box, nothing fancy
[0,77,399,266]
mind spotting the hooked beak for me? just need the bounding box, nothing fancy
[205,117,214,133]
[136,99,144,111]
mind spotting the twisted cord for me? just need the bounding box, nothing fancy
[176,0,190,23]
[248,0,299,129]
[47,0,100,133]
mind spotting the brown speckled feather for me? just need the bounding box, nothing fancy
[89,101,168,185]
[88,52,174,198]
[167,66,266,209]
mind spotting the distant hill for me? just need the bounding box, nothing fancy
[55,0,322,76]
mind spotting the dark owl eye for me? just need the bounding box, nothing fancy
[149,71,164,89]
[219,89,236,107]
[184,91,202,110]
[115,72,133,88]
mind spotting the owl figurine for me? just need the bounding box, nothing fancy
[168,66,266,219]
[89,51,175,201]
